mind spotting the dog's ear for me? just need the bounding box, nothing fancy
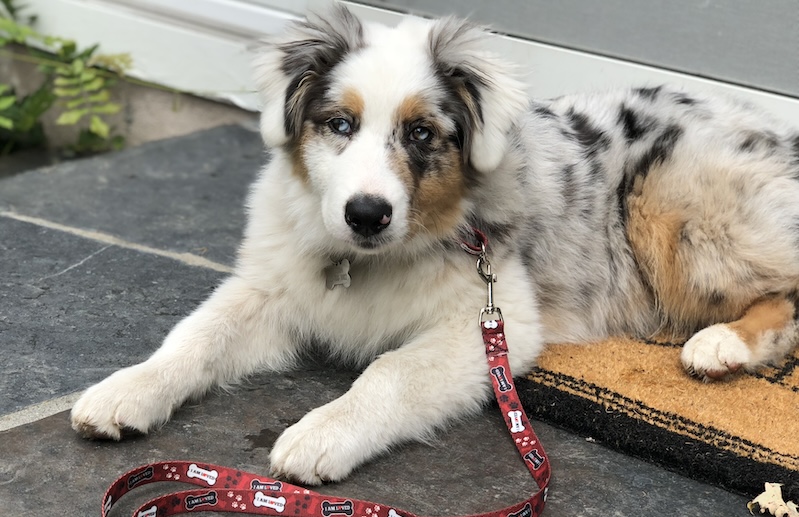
[253,5,364,147]
[429,19,528,173]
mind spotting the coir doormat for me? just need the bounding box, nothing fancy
[516,338,799,501]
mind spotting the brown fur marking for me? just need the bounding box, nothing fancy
[728,296,795,350]
[387,142,466,238]
[626,177,749,335]
[290,124,312,183]
[387,144,417,195]
[341,88,365,120]
[455,83,481,127]
[413,146,466,236]
[627,195,688,326]
[395,94,430,126]
[390,94,466,237]
[388,93,429,193]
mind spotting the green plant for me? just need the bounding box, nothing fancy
[0,0,130,155]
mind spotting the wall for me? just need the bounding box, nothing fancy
[356,0,799,98]
[9,0,799,125]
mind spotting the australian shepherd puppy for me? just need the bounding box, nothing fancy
[72,6,799,484]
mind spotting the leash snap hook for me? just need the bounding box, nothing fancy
[476,251,502,324]
[461,227,503,324]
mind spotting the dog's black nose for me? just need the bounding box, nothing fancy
[345,196,393,237]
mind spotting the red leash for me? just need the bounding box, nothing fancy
[100,231,551,517]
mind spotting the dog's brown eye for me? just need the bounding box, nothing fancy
[409,126,434,143]
[328,117,353,136]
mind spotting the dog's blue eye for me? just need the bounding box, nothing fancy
[410,126,433,143]
[328,117,353,136]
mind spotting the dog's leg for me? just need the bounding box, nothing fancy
[71,276,296,439]
[268,318,500,484]
[681,293,799,381]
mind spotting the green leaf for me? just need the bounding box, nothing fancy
[70,127,119,155]
[82,69,99,81]
[0,18,37,43]
[91,53,134,75]
[110,135,125,150]
[64,96,88,110]
[77,43,100,60]
[56,76,105,93]
[82,76,105,92]
[0,115,13,130]
[55,108,88,125]
[57,40,77,59]
[20,86,56,115]
[0,84,10,95]
[89,114,109,138]
[54,64,74,76]
[65,89,109,109]
[90,102,120,115]
[0,95,16,111]
[88,90,111,103]
[54,69,97,86]
[54,75,80,86]
[53,85,82,97]
[16,86,56,132]
[0,18,22,38]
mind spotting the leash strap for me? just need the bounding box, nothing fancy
[100,232,550,517]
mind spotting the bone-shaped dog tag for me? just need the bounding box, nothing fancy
[325,259,351,290]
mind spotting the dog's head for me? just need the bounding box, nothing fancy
[254,6,527,253]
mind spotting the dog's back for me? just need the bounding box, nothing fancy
[490,88,799,350]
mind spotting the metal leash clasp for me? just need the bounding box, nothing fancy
[476,241,503,325]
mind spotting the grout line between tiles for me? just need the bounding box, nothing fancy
[0,391,84,432]
[0,210,234,274]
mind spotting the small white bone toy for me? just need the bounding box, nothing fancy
[748,483,799,517]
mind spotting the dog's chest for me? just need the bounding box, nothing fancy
[281,254,478,350]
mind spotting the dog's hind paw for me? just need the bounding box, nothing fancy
[680,323,751,381]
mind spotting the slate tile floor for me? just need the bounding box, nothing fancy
[0,125,750,516]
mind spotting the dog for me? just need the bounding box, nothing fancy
[71,6,799,484]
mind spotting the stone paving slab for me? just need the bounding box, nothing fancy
[0,124,261,266]
[0,216,224,414]
[0,369,748,517]
[0,125,752,516]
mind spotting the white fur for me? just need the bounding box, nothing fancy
[71,145,544,481]
[71,8,799,485]
[681,324,752,381]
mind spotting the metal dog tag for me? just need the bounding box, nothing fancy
[325,259,351,290]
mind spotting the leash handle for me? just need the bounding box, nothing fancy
[101,229,550,517]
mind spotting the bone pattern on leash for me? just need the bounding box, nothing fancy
[184,491,218,510]
[321,500,355,516]
[508,410,525,433]
[186,463,218,486]
[253,492,287,512]
[490,366,513,392]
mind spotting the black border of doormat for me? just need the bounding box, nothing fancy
[515,374,799,502]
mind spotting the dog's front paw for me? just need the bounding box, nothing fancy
[681,324,751,381]
[269,405,371,485]
[70,364,173,440]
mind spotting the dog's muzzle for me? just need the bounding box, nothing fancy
[344,195,392,238]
